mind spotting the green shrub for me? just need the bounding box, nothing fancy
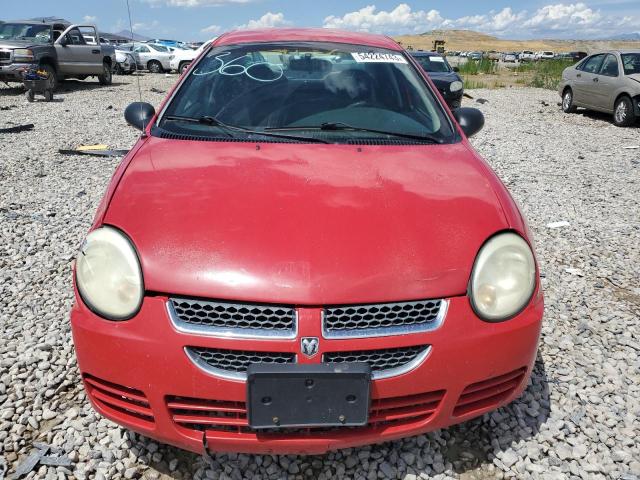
[527,59,574,90]
[458,59,497,76]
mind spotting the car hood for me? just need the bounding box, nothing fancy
[627,74,640,86]
[105,138,509,305]
[0,39,42,49]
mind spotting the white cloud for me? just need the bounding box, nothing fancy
[143,0,252,6]
[324,4,443,33]
[83,15,98,23]
[236,12,290,30]
[201,24,222,34]
[322,2,640,38]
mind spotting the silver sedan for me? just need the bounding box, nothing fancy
[559,50,640,127]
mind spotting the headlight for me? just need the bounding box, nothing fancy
[470,232,536,321]
[75,226,143,320]
[450,80,463,92]
[13,48,34,62]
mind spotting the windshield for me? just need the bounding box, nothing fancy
[160,42,454,143]
[621,53,640,75]
[0,23,52,43]
[412,55,451,73]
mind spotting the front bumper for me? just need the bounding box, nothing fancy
[71,289,543,455]
[0,62,34,81]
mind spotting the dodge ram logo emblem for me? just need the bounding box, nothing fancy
[301,337,319,358]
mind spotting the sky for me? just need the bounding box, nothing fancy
[3,0,640,42]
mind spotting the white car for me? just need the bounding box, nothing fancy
[114,49,136,75]
[169,39,214,74]
[519,50,536,62]
[535,51,555,61]
[120,43,174,73]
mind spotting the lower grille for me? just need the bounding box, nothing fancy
[83,375,154,428]
[186,345,430,381]
[323,345,430,380]
[454,367,527,417]
[185,347,295,380]
[167,389,444,435]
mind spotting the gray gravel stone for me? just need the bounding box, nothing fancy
[1,78,639,480]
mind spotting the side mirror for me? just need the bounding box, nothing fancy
[453,107,485,138]
[58,36,68,46]
[124,102,156,131]
[452,66,459,72]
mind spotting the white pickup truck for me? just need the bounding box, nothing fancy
[519,51,536,62]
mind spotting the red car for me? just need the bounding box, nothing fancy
[71,28,543,455]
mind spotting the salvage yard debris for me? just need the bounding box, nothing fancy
[58,144,129,157]
[546,220,570,229]
[11,443,72,479]
[0,124,34,134]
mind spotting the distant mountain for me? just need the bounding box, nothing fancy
[606,32,640,41]
[113,29,151,42]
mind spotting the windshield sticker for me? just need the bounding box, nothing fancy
[193,52,284,82]
[351,52,407,64]
[430,57,445,62]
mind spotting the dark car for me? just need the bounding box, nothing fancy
[410,51,463,109]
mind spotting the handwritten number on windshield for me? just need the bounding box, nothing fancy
[193,52,284,82]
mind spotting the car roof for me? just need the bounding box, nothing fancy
[409,51,443,57]
[214,28,402,51]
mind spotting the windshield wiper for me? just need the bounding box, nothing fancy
[266,122,444,144]
[162,115,330,144]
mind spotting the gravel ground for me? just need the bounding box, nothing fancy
[1,75,639,480]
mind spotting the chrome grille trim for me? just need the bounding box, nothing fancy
[323,345,431,380]
[185,347,296,382]
[322,300,448,339]
[168,298,297,339]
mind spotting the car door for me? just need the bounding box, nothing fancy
[573,54,605,106]
[133,45,151,69]
[594,53,620,112]
[55,26,96,75]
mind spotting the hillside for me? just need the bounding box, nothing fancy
[394,29,640,53]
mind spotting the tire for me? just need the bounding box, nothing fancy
[148,60,163,74]
[114,63,124,75]
[562,88,576,113]
[44,90,53,102]
[179,62,190,75]
[613,96,635,127]
[98,62,112,85]
[26,90,35,102]
[38,63,57,92]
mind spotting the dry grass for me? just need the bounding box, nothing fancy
[395,29,640,54]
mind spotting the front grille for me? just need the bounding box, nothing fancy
[185,347,295,380]
[454,367,527,417]
[323,299,446,338]
[323,345,430,380]
[167,389,444,435]
[169,298,296,338]
[0,51,11,64]
[83,375,154,428]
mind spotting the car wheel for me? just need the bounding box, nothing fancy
[148,60,163,74]
[114,63,124,75]
[26,89,35,102]
[562,88,576,113]
[613,96,635,127]
[98,62,113,85]
[179,62,190,75]
[44,90,53,102]
[38,63,57,92]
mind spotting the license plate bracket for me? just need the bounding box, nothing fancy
[247,363,371,429]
